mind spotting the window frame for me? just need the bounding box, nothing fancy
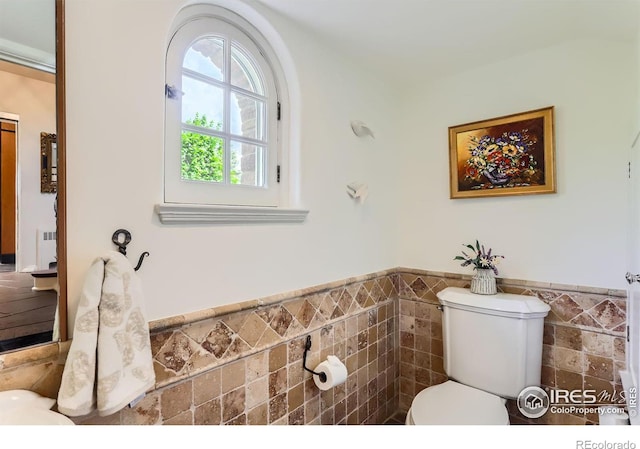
[165,15,278,207]
[157,5,307,224]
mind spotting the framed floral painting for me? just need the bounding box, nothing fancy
[448,106,555,199]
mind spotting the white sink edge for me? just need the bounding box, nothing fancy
[0,389,56,411]
[0,406,75,425]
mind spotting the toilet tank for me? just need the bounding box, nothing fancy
[437,287,550,399]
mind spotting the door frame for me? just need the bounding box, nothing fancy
[621,128,640,424]
[0,112,19,269]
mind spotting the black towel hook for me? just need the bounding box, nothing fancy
[111,229,149,271]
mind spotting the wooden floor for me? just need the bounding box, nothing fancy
[0,266,56,350]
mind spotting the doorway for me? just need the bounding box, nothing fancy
[0,119,16,266]
[0,116,56,351]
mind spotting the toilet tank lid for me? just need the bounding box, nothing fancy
[437,287,550,318]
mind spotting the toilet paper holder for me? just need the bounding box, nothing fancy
[302,335,327,382]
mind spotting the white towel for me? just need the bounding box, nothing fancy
[57,251,155,417]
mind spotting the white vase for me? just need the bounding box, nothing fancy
[470,268,497,295]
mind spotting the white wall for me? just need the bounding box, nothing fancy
[397,38,636,291]
[0,68,56,271]
[64,0,637,336]
[64,0,401,327]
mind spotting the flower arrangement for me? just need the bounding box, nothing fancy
[464,130,539,186]
[454,240,504,275]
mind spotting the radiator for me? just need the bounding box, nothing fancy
[36,229,57,269]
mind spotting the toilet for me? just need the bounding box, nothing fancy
[406,286,551,425]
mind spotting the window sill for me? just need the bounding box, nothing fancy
[154,203,309,225]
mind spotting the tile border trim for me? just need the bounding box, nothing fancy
[149,267,397,332]
[150,267,625,333]
[396,267,627,298]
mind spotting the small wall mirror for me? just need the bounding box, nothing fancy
[40,132,57,193]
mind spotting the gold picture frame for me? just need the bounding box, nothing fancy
[448,106,555,199]
[40,132,57,193]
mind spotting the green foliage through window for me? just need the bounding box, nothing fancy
[181,113,240,183]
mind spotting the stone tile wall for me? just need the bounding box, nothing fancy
[75,306,398,425]
[67,272,399,425]
[395,269,627,425]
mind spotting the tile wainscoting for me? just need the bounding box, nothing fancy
[0,268,628,425]
[396,269,627,425]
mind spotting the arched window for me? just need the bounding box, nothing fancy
[165,11,280,208]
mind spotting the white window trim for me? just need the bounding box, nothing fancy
[156,4,308,225]
[165,17,278,207]
[155,203,308,225]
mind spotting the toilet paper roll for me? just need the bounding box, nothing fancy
[313,355,348,391]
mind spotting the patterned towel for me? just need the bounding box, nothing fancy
[57,251,155,417]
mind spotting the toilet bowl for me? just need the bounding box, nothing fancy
[30,268,58,291]
[406,380,509,425]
